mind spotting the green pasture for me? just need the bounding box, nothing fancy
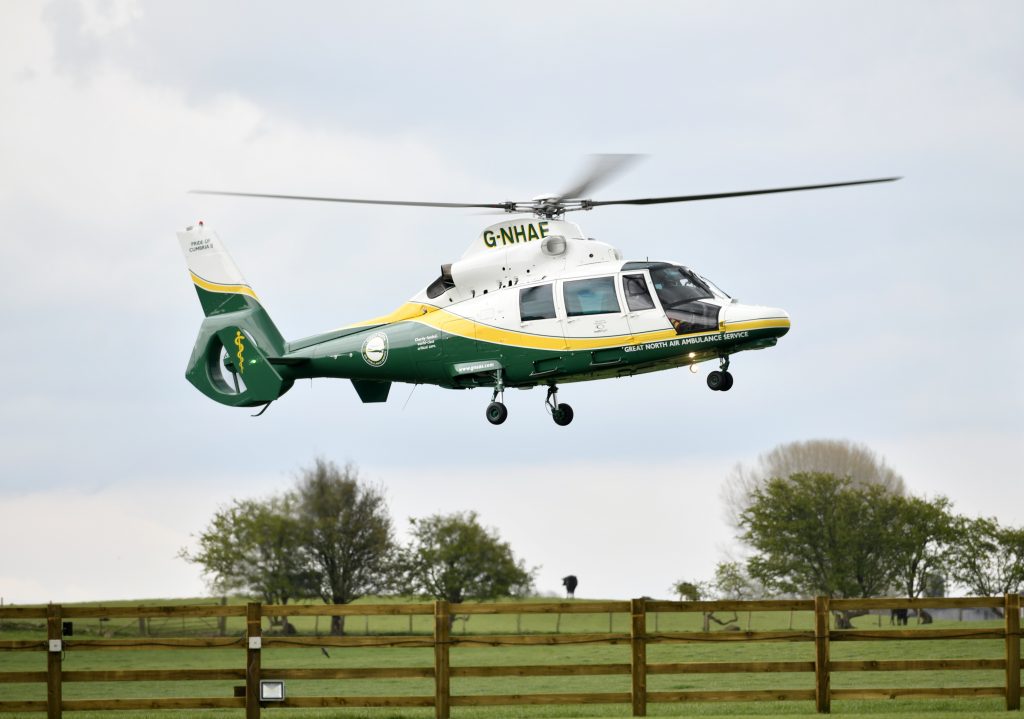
[0,596,1017,718]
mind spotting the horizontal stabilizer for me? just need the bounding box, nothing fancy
[185,324,292,407]
[267,356,310,366]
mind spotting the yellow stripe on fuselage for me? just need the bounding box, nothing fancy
[190,271,259,302]
[723,317,792,333]
[346,299,790,351]
[356,307,789,352]
[345,302,436,328]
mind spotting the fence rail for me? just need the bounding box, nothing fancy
[0,595,1020,716]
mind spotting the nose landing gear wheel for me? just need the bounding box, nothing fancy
[707,370,734,391]
[486,401,508,425]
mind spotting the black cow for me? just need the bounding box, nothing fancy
[562,575,578,599]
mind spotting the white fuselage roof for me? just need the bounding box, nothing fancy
[411,217,625,306]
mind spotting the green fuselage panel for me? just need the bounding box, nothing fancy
[281,321,786,389]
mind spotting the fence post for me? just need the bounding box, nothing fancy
[631,598,647,717]
[245,602,261,719]
[434,600,451,719]
[814,596,830,714]
[46,603,62,719]
[1006,593,1021,711]
[218,595,227,637]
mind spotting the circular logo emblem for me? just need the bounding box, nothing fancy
[361,332,389,367]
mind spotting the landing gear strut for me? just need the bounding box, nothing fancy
[546,385,574,426]
[486,371,507,425]
[707,356,734,392]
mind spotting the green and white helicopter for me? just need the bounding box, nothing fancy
[180,160,896,425]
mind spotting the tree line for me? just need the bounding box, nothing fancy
[180,459,534,634]
[677,440,1024,623]
[184,442,1024,633]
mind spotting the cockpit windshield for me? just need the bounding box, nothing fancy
[697,274,731,300]
[649,265,713,309]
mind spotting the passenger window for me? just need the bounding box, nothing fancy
[519,284,556,321]
[622,274,655,311]
[563,277,620,317]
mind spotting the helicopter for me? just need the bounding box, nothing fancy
[179,158,897,425]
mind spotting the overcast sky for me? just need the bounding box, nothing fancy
[1,1,1022,605]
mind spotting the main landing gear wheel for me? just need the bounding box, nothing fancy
[552,403,574,426]
[707,370,734,392]
[486,401,508,425]
[545,385,574,426]
[486,370,508,425]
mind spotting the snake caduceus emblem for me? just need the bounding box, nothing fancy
[234,330,246,374]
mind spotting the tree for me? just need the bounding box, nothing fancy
[740,472,902,603]
[403,511,534,606]
[181,494,315,628]
[887,495,954,600]
[921,571,946,598]
[671,578,723,632]
[947,516,1024,614]
[723,439,906,528]
[294,459,397,634]
[714,561,762,600]
[670,580,707,601]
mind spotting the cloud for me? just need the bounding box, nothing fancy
[1,2,1022,604]
[0,482,234,604]
[0,4,491,317]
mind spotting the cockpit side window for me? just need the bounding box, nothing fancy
[519,284,556,321]
[563,276,621,317]
[649,266,712,309]
[622,274,656,311]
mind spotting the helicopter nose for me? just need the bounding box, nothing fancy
[722,303,790,338]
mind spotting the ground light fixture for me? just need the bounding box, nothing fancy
[259,680,286,702]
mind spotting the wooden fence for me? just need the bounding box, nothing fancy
[0,595,1020,716]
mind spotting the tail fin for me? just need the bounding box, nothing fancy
[177,223,292,407]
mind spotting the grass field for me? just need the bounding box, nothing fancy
[0,596,1017,718]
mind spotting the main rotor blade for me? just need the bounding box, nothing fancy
[190,189,511,210]
[586,177,901,208]
[556,153,644,201]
